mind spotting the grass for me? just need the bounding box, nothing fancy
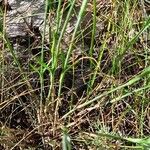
[0,0,150,149]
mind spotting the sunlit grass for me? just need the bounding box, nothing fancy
[0,0,150,149]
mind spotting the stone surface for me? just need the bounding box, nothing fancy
[6,0,45,37]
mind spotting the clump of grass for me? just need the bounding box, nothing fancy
[0,0,150,149]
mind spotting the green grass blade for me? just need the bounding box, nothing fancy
[58,0,88,96]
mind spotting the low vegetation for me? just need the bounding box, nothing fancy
[0,0,150,149]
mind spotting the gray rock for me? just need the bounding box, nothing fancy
[6,0,45,37]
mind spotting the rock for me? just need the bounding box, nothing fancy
[6,0,44,37]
